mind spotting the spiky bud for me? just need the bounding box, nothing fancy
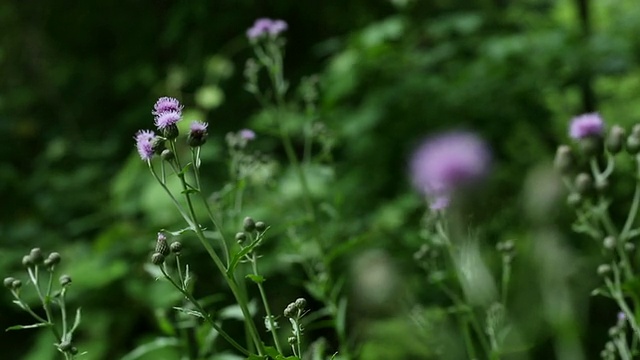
[170,241,183,254]
[255,221,267,232]
[235,232,247,243]
[161,149,174,161]
[22,255,34,268]
[59,274,72,287]
[29,248,44,265]
[243,217,256,232]
[284,303,296,318]
[155,233,170,256]
[11,279,22,290]
[574,173,592,195]
[294,298,307,310]
[3,277,16,289]
[606,125,626,154]
[47,252,61,266]
[151,252,165,265]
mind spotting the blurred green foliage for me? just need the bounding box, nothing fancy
[3,0,640,359]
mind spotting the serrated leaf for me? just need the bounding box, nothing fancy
[6,322,51,331]
[246,274,265,284]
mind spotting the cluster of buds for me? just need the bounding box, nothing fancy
[284,297,307,319]
[150,232,183,265]
[600,312,628,359]
[235,217,267,244]
[20,248,62,270]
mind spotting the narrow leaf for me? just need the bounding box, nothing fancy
[6,322,51,331]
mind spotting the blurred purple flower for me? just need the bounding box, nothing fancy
[135,129,156,161]
[410,131,491,210]
[247,18,288,40]
[152,97,183,116]
[239,129,256,141]
[154,111,181,130]
[188,121,208,147]
[569,113,604,139]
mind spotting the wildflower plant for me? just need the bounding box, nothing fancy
[3,249,82,359]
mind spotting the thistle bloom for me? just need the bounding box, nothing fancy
[247,18,288,40]
[569,113,604,139]
[239,129,256,141]
[152,97,183,116]
[135,130,156,161]
[410,131,491,210]
[154,111,181,130]
[188,121,208,147]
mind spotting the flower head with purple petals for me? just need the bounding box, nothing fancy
[152,97,183,116]
[188,121,209,147]
[410,131,491,210]
[154,111,181,130]
[247,18,288,40]
[239,129,256,141]
[569,113,604,139]
[135,130,157,161]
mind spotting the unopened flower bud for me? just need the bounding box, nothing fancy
[579,137,603,158]
[161,149,174,161]
[170,241,182,254]
[152,137,166,155]
[603,236,616,250]
[284,303,296,318]
[151,252,165,265]
[235,232,247,243]
[294,298,307,309]
[567,193,582,207]
[575,173,592,195]
[606,125,626,154]
[3,277,16,289]
[595,178,608,191]
[155,233,170,256]
[30,248,44,265]
[188,121,208,147]
[554,145,573,174]
[625,242,635,252]
[11,279,21,290]
[47,252,61,266]
[597,264,611,276]
[59,274,72,287]
[255,221,267,232]
[627,135,640,155]
[243,217,256,232]
[22,255,34,268]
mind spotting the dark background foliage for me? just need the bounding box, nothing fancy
[2,0,640,359]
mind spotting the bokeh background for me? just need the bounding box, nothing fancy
[2,0,640,359]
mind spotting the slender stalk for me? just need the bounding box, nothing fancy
[28,267,62,341]
[250,254,283,353]
[159,266,250,356]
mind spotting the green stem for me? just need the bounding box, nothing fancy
[159,266,250,356]
[250,254,283,354]
[28,267,62,342]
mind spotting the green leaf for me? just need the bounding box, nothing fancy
[227,236,263,276]
[246,274,265,284]
[120,337,180,360]
[173,307,205,319]
[69,307,82,335]
[6,322,51,331]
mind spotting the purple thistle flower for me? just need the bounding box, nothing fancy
[135,129,156,161]
[410,131,491,210]
[246,18,288,40]
[154,111,181,130]
[569,113,604,139]
[152,97,183,116]
[239,129,256,141]
[188,121,209,147]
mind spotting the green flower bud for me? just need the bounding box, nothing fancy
[574,173,592,195]
[170,241,183,254]
[151,252,165,265]
[579,137,603,158]
[30,248,44,265]
[59,274,72,287]
[155,233,170,256]
[11,279,22,290]
[294,298,307,309]
[554,145,573,175]
[597,264,611,276]
[3,277,16,289]
[255,221,267,232]
[152,137,166,155]
[606,125,626,154]
[235,232,247,243]
[603,236,616,250]
[284,303,296,318]
[243,217,256,232]
[161,149,174,161]
[22,255,34,268]
[567,192,582,207]
[627,135,640,155]
[47,252,61,266]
